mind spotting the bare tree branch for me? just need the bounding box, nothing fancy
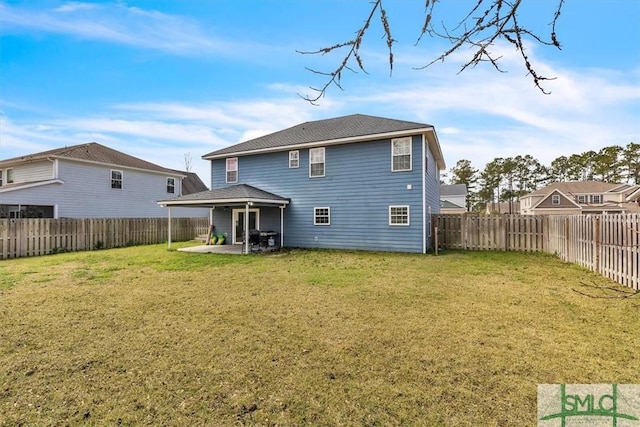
[572,281,639,299]
[299,0,564,103]
[297,0,383,104]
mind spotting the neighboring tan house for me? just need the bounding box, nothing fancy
[160,114,446,253]
[440,184,466,213]
[519,181,640,215]
[0,142,208,219]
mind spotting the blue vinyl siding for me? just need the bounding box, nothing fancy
[1,160,207,218]
[210,135,433,253]
[423,138,441,249]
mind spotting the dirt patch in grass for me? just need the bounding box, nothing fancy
[0,245,638,425]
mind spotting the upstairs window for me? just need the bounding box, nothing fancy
[6,168,14,184]
[167,177,175,193]
[111,170,123,189]
[389,206,410,225]
[309,147,325,178]
[392,138,412,171]
[314,207,331,225]
[0,170,3,186]
[289,150,299,168]
[590,194,602,203]
[226,157,238,183]
[577,195,586,203]
[551,195,560,205]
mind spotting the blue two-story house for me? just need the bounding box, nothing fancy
[159,114,446,253]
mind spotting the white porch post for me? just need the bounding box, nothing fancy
[280,205,285,247]
[167,206,172,250]
[244,202,250,254]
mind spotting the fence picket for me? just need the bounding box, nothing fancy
[433,213,639,291]
[0,217,209,260]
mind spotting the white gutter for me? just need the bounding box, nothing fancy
[203,128,436,160]
[158,197,290,207]
[0,179,64,193]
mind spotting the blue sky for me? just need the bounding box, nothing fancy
[1,0,639,186]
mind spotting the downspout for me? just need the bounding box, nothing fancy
[280,205,285,248]
[49,158,59,179]
[422,134,427,254]
[167,206,172,250]
[244,202,250,254]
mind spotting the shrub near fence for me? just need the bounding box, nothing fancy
[0,217,209,260]
[433,213,640,290]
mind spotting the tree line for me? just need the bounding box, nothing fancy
[445,142,639,212]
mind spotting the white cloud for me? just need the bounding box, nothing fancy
[0,2,243,56]
[2,39,638,183]
[335,43,640,170]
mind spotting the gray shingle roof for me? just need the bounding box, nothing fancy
[440,200,464,209]
[203,114,433,158]
[440,184,467,196]
[527,181,622,197]
[168,170,208,195]
[159,184,289,205]
[0,142,182,176]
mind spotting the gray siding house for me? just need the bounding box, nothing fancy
[160,114,446,253]
[0,143,208,219]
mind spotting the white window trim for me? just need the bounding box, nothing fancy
[167,177,176,194]
[226,157,238,183]
[389,205,410,226]
[0,169,3,186]
[6,168,14,184]
[391,137,412,172]
[551,195,560,205]
[309,147,325,178]
[314,207,331,226]
[111,169,123,189]
[289,150,299,168]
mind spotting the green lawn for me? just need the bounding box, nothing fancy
[0,244,638,426]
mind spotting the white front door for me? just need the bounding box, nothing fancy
[232,208,260,244]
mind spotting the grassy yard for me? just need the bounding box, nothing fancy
[0,244,638,426]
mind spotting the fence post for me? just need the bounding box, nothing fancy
[462,213,468,250]
[594,215,601,274]
[564,217,569,261]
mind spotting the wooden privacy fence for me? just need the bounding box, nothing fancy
[433,213,640,290]
[546,214,639,290]
[433,214,546,251]
[0,217,210,260]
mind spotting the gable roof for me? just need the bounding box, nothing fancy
[440,200,464,209]
[203,114,445,169]
[168,170,208,195]
[531,189,582,210]
[440,184,467,196]
[158,184,289,206]
[627,186,640,201]
[0,142,183,176]
[525,181,621,197]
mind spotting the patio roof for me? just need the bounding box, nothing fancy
[158,184,290,207]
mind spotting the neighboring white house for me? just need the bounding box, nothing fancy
[519,181,640,215]
[0,142,209,219]
[440,184,467,213]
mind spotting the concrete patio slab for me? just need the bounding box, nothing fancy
[177,244,244,254]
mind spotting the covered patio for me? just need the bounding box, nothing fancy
[158,184,290,254]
